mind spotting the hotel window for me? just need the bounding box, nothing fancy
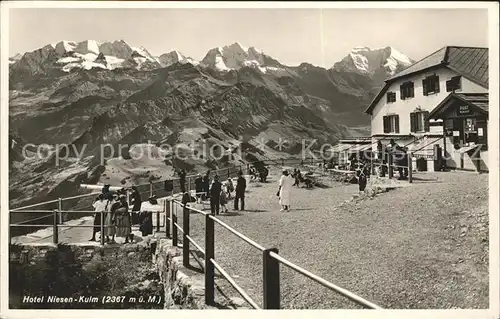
[400,81,414,100]
[422,75,440,96]
[383,115,400,133]
[410,111,430,133]
[446,76,462,92]
[386,92,396,103]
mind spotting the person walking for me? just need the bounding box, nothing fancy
[220,185,229,214]
[89,194,108,242]
[226,178,234,199]
[179,169,187,193]
[277,169,294,212]
[210,175,222,215]
[234,171,246,211]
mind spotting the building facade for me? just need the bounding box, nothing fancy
[365,46,489,172]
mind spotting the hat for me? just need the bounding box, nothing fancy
[149,195,157,200]
[104,184,111,187]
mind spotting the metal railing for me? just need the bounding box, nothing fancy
[167,199,382,309]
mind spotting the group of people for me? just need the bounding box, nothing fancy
[249,165,269,183]
[377,139,410,180]
[192,170,246,215]
[291,168,314,188]
[90,185,160,244]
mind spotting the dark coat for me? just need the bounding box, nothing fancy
[195,177,203,192]
[210,181,222,198]
[235,176,246,195]
[130,191,142,211]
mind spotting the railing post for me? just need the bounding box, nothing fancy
[388,152,393,179]
[58,197,62,224]
[100,210,105,246]
[408,153,413,183]
[263,248,280,309]
[172,202,178,247]
[156,211,160,233]
[165,200,171,238]
[205,214,215,305]
[53,210,59,245]
[183,204,190,268]
[149,182,153,197]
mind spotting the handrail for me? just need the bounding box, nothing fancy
[170,199,383,309]
[211,258,261,309]
[269,252,381,309]
[209,215,266,252]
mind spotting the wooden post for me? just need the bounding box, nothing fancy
[149,182,153,197]
[58,198,62,224]
[263,248,280,309]
[408,153,413,184]
[156,211,160,233]
[205,214,215,305]
[100,211,105,245]
[183,204,190,268]
[388,152,393,179]
[165,200,171,238]
[172,203,178,247]
[53,210,58,245]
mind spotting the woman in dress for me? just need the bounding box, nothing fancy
[104,193,118,243]
[219,184,229,214]
[139,195,160,237]
[112,194,131,244]
[277,169,294,212]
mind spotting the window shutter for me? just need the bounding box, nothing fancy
[423,111,430,132]
[395,115,400,133]
[434,76,440,93]
[422,79,428,96]
[410,83,414,97]
[410,112,417,133]
[383,116,390,133]
[400,86,404,100]
[386,93,390,103]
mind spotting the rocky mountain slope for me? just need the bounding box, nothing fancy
[8,40,413,207]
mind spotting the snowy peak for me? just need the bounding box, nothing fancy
[201,42,282,72]
[333,46,414,76]
[158,50,199,67]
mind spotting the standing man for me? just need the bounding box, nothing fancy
[203,170,211,200]
[179,169,187,193]
[194,174,204,202]
[209,175,222,215]
[234,170,247,211]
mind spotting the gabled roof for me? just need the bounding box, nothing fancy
[365,46,489,115]
[428,93,488,119]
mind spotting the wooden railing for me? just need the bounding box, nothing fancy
[167,198,382,309]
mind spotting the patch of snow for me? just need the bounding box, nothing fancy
[56,56,81,64]
[87,40,100,54]
[215,56,230,71]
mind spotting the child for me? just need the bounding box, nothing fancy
[220,186,229,214]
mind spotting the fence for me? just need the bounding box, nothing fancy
[166,198,382,309]
[9,157,323,240]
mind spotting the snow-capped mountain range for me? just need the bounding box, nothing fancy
[9,39,414,77]
[332,46,414,76]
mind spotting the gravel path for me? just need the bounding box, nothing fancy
[181,169,488,309]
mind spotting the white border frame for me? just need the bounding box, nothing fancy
[1,2,498,319]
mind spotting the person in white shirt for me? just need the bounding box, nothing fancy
[90,194,108,242]
[277,169,294,212]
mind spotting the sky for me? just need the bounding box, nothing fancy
[8,8,489,68]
